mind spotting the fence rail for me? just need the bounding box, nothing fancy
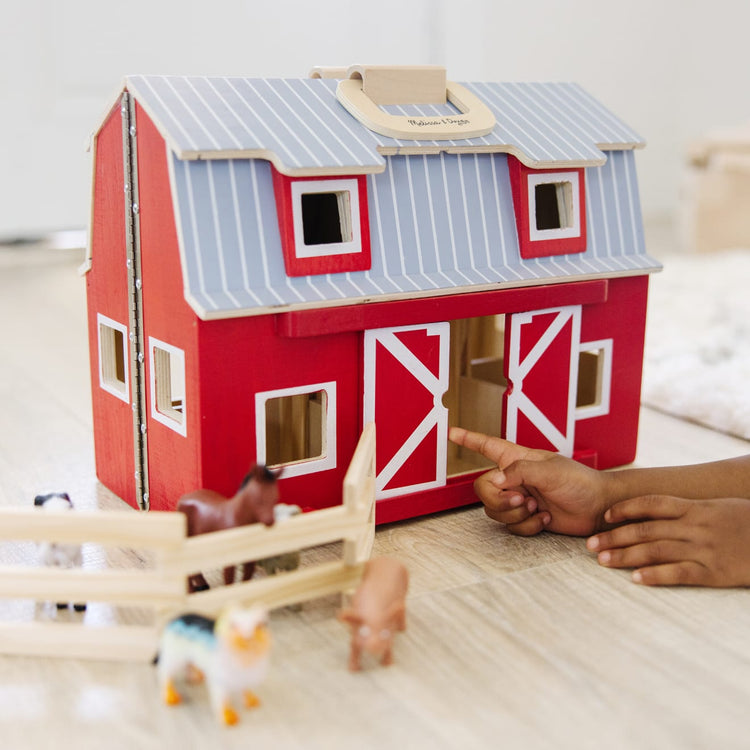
[0,423,375,663]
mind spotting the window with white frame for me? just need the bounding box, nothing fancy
[508,157,586,259]
[255,382,336,478]
[149,337,186,436]
[528,171,581,242]
[97,314,129,402]
[575,339,613,419]
[291,179,362,258]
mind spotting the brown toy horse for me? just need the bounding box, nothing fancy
[177,465,281,592]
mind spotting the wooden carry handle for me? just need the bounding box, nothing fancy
[336,65,496,141]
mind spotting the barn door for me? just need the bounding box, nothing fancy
[364,323,450,499]
[505,305,581,455]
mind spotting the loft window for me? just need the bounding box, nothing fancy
[97,314,129,402]
[528,172,581,242]
[301,191,351,246]
[575,339,613,419]
[291,178,361,258]
[534,181,574,231]
[508,157,586,259]
[272,169,372,276]
[149,338,186,436]
[255,382,337,478]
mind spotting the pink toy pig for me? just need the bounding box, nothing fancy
[338,556,408,671]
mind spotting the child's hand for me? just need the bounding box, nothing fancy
[587,495,750,587]
[449,427,610,536]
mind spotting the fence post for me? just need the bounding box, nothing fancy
[342,422,376,566]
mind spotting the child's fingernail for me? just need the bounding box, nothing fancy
[508,494,524,507]
[490,471,506,487]
[632,570,643,584]
[598,551,611,565]
[541,513,551,525]
[604,509,612,522]
[527,499,537,513]
[587,536,599,550]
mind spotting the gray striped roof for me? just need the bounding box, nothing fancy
[170,149,660,320]
[127,75,644,173]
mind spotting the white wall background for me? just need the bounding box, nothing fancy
[1,0,749,238]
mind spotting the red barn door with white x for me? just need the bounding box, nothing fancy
[364,323,449,500]
[505,305,582,455]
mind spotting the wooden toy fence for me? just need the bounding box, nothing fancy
[0,424,375,663]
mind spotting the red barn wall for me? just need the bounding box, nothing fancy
[86,103,138,508]
[575,274,649,468]
[134,102,203,511]
[197,315,362,511]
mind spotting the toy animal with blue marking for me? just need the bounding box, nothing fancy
[156,604,272,726]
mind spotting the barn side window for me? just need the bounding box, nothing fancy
[97,314,129,402]
[149,338,186,436]
[575,339,613,419]
[255,382,337,478]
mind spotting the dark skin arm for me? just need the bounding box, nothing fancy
[587,495,750,587]
[449,427,750,586]
[448,426,611,536]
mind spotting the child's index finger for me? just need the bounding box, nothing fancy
[448,427,525,466]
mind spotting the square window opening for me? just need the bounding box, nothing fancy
[575,340,613,422]
[446,315,507,477]
[301,191,352,246]
[98,315,129,401]
[100,325,126,393]
[153,346,185,425]
[264,390,327,467]
[535,181,574,231]
[511,160,585,257]
[279,174,369,271]
[577,349,604,409]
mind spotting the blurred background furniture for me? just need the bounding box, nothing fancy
[683,124,750,253]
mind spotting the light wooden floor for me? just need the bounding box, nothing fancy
[1,243,749,750]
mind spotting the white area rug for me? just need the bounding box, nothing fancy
[642,249,750,440]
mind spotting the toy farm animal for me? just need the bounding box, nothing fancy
[338,556,409,671]
[157,604,271,726]
[256,503,302,577]
[177,465,281,592]
[33,492,86,612]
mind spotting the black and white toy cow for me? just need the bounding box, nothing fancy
[34,492,86,612]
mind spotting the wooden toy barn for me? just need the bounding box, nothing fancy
[84,65,659,523]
